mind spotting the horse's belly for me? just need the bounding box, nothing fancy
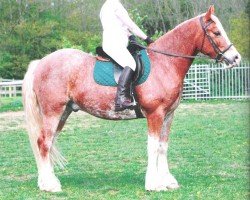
[74,88,145,120]
[83,105,145,120]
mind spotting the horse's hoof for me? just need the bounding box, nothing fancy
[166,183,180,190]
[40,185,62,193]
[162,174,180,190]
[146,183,179,192]
[38,174,62,192]
[145,186,168,192]
[38,182,62,192]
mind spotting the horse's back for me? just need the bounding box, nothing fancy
[38,48,93,69]
[34,48,94,83]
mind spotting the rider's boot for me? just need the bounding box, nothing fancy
[115,66,135,111]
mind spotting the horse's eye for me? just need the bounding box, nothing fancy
[214,31,221,36]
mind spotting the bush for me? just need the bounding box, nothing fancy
[230,13,250,59]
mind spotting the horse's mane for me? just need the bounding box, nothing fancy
[152,14,207,52]
[161,14,203,39]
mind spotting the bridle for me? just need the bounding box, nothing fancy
[134,16,233,63]
[199,16,233,63]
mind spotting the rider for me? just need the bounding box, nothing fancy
[100,0,153,111]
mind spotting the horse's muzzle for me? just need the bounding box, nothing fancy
[222,52,241,69]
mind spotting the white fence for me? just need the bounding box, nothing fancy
[0,62,249,99]
[183,62,250,100]
[0,79,23,97]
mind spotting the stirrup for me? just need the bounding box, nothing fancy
[115,98,137,111]
[115,103,136,112]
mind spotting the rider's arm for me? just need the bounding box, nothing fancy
[114,2,147,40]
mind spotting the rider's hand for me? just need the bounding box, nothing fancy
[144,37,154,45]
[129,35,137,43]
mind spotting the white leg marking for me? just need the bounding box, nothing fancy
[145,137,179,191]
[145,135,166,191]
[38,157,62,192]
[158,141,179,190]
[37,139,62,192]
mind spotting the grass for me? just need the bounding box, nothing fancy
[0,97,23,112]
[0,100,249,199]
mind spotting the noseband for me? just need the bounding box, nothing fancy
[199,17,233,63]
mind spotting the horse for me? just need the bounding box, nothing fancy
[22,5,241,192]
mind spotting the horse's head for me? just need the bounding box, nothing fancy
[199,5,241,68]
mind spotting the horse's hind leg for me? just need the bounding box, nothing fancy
[36,103,73,192]
[37,115,64,192]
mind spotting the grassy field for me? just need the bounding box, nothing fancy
[0,97,23,112]
[0,100,249,200]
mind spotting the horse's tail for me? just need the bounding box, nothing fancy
[22,60,43,170]
[22,60,66,169]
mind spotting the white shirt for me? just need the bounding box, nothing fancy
[100,0,147,40]
[100,0,146,70]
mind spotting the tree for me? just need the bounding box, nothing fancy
[230,13,250,59]
[0,0,249,79]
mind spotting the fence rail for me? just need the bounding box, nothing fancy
[183,62,250,100]
[0,79,23,97]
[0,62,249,99]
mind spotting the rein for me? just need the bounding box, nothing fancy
[135,42,212,60]
[134,16,233,62]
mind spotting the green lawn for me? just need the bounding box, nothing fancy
[0,100,249,199]
[0,97,23,112]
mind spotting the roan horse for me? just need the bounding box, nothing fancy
[22,6,241,192]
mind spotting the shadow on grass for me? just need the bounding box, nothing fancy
[60,170,145,190]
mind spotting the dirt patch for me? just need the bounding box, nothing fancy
[0,111,24,118]
[0,111,26,132]
[0,111,92,133]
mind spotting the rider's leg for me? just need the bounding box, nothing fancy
[103,45,137,111]
[113,49,136,111]
[115,66,135,111]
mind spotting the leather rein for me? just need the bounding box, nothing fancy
[135,16,233,62]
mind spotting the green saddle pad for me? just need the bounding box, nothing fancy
[94,50,150,86]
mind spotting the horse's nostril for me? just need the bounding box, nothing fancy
[235,55,239,59]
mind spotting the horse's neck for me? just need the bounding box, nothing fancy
[152,17,200,79]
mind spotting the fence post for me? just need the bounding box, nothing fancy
[208,65,211,99]
[14,85,17,97]
[195,64,198,100]
[9,85,12,97]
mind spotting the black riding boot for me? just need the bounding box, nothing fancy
[115,66,135,111]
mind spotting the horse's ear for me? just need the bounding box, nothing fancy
[204,5,215,21]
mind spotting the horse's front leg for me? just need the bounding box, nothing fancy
[145,111,179,191]
[158,112,179,190]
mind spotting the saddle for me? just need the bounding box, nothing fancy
[94,43,150,117]
[95,43,145,85]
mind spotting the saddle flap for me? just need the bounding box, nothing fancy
[113,51,144,84]
[95,45,145,84]
[94,50,150,87]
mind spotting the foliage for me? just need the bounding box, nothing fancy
[229,13,250,59]
[61,32,101,53]
[0,1,64,79]
[0,0,249,79]
[0,101,249,199]
[130,8,163,42]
